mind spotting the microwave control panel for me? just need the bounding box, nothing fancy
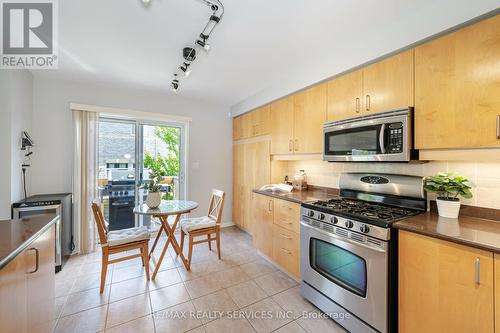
[388,122,403,153]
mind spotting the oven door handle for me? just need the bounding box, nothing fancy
[379,124,386,154]
[301,221,387,253]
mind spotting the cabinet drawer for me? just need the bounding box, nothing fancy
[274,199,300,233]
[273,225,300,277]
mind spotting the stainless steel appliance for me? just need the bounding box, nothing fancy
[12,193,73,272]
[323,108,418,162]
[300,173,426,333]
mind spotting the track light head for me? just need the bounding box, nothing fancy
[179,62,192,77]
[183,47,196,61]
[196,39,211,51]
[141,0,152,6]
[171,75,179,93]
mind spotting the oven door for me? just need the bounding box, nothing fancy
[300,221,388,333]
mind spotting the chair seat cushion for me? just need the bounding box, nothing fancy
[107,226,150,246]
[181,216,216,233]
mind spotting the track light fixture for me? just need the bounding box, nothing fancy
[168,0,224,93]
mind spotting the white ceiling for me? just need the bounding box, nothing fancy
[33,0,500,109]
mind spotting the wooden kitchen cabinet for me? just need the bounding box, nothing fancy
[0,224,55,333]
[240,113,254,139]
[495,254,500,333]
[363,49,414,114]
[232,144,244,228]
[399,230,494,333]
[270,97,295,154]
[253,195,274,257]
[252,105,271,136]
[274,198,300,234]
[232,116,242,140]
[293,83,327,154]
[273,224,300,277]
[415,14,500,149]
[327,69,363,121]
[233,105,271,141]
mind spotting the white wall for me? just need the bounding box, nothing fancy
[31,77,233,222]
[0,70,33,219]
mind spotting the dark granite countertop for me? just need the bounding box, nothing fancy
[394,212,500,253]
[253,186,339,204]
[0,214,58,269]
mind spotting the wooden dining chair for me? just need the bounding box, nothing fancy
[180,189,226,266]
[91,201,150,293]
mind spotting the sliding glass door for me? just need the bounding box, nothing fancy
[97,117,186,231]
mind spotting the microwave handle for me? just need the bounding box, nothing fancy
[379,124,386,154]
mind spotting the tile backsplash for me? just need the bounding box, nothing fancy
[285,160,500,209]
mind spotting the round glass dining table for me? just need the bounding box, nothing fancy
[133,200,198,279]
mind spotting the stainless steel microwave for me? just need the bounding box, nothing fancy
[323,108,418,162]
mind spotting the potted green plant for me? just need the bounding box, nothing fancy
[424,172,473,218]
[144,168,165,209]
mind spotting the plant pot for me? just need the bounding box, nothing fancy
[436,198,461,219]
[146,192,162,209]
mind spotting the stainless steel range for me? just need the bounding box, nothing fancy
[300,173,426,333]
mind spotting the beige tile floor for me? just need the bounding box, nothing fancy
[54,226,346,333]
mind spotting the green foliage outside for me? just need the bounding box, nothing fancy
[143,127,180,200]
[424,172,473,201]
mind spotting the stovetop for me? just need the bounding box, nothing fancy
[302,197,421,226]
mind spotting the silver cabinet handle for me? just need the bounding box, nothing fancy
[280,248,292,255]
[288,140,293,152]
[365,95,371,111]
[475,257,480,285]
[496,115,500,140]
[27,248,39,274]
[279,233,292,240]
[355,98,360,113]
[379,124,386,154]
[268,200,272,212]
[294,139,299,152]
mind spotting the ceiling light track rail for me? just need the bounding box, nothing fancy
[170,0,224,93]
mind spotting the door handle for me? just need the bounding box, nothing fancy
[289,140,293,152]
[294,139,299,152]
[475,257,480,285]
[379,124,386,154]
[496,115,500,140]
[365,95,371,111]
[27,248,39,274]
[280,248,292,255]
[268,200,272,212]
[355,98,360,113]
[279,233,292,240]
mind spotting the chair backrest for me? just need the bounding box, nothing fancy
[207,189,226,224]
[91,200,108,246]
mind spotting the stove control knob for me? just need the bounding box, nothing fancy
[331,216,338,224]
[359,225,370,234]
[308,210,315,218]
[345,220,354,229]
[318,213,325,220]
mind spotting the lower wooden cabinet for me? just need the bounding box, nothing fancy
[253,194,300,278]
[0,224,55,333]
[399,230,494,333]
[495,254,500,333]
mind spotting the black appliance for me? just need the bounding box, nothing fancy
[107,180,136,231]
[12,193,73,272]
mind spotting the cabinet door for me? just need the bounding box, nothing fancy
[270,97,294,154]
[232,117,242,140]
[232,144,243,227]
[253,105,270,136]
[253,140,270,189]
[495,254,500,333]
[242,143,256,234]
[293,83,327,154]
[273,199,300,234]
[327,69,363,121]
[240,113,254,139]
[0,247,28,333]
[253,195,274,257]
[27,224,55,333]
[415,15,500,149]
[272,224,300,277]
[399,231,494,333]
[363,49,414,114]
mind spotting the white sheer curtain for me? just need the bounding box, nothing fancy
[72,110,99,254]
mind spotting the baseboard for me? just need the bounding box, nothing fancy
[220,221,235,228]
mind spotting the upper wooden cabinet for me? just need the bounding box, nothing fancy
[327,50,414,121]
[363,49,414,114]
[415,15,500,149]
[270,96,295,154]
[327,69,363,121]
[232,105,271,141]
[399,230,494,333]
[293,83,327,154]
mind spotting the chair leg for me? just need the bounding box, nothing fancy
[143,242,150,280]
[100,247,108,294]
[216,227,221,260]
[180,229,185,253]
[140,247,145,266]
[208,233,212,251]
[187,235,194,266]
